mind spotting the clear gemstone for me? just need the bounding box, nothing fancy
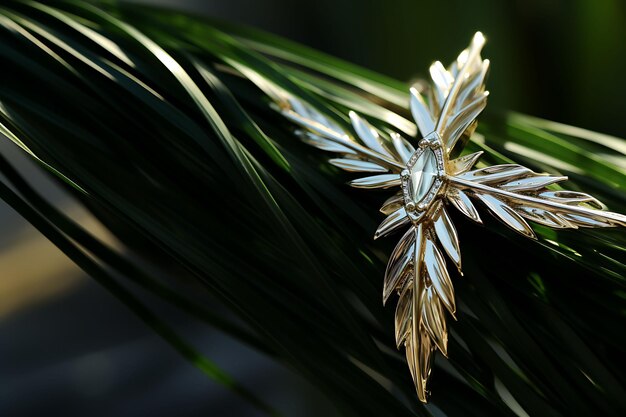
[408,148,438,204]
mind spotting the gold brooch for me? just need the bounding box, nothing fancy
[272,32,626,402]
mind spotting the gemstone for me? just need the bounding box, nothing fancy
[408,148,438,204]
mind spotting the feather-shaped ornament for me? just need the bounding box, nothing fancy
[268,32,626,402]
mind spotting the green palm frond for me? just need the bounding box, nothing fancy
[1,1,625,416]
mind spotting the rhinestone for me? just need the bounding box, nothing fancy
[407,148,438,204]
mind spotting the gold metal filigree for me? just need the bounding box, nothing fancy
[270,32,626,402]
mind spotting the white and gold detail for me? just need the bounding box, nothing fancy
[272,32,626,402]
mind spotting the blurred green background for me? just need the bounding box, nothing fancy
[1,0,625,416]
[136,0,626,137]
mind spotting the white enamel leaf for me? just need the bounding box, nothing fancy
[562,213,618,228]
[538,190,603,208]
[443,92,488,151]
[429,60,453,107]
[433,207,462,271]
[434,32,486,134]
[395,279,413,348]
[384,226,418,304]
[299,131,356,154]
[410,86,436,135]
[349,174,400,189]
[349,111,393,157]
[405,314,434,403]
[384,252,412,306]
[421,287,448,356]
[287,96,343,133]
[459,164,534,184]
[448,189,482,224]
[328,158,387,173]
[375,207,410,239]
[519,207,575,229]
[500,175,567,192]
[391,132,414,163]
[424,236,456,314]
[476,194,536,239]
[380,193,403,215]
[394,225,423,348]
[283,109,350,144]
[454,59,490,112]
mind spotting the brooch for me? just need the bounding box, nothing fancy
[272,32,626,402]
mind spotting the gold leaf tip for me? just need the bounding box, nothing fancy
[440,345,449,358]
[473,31,486,45]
